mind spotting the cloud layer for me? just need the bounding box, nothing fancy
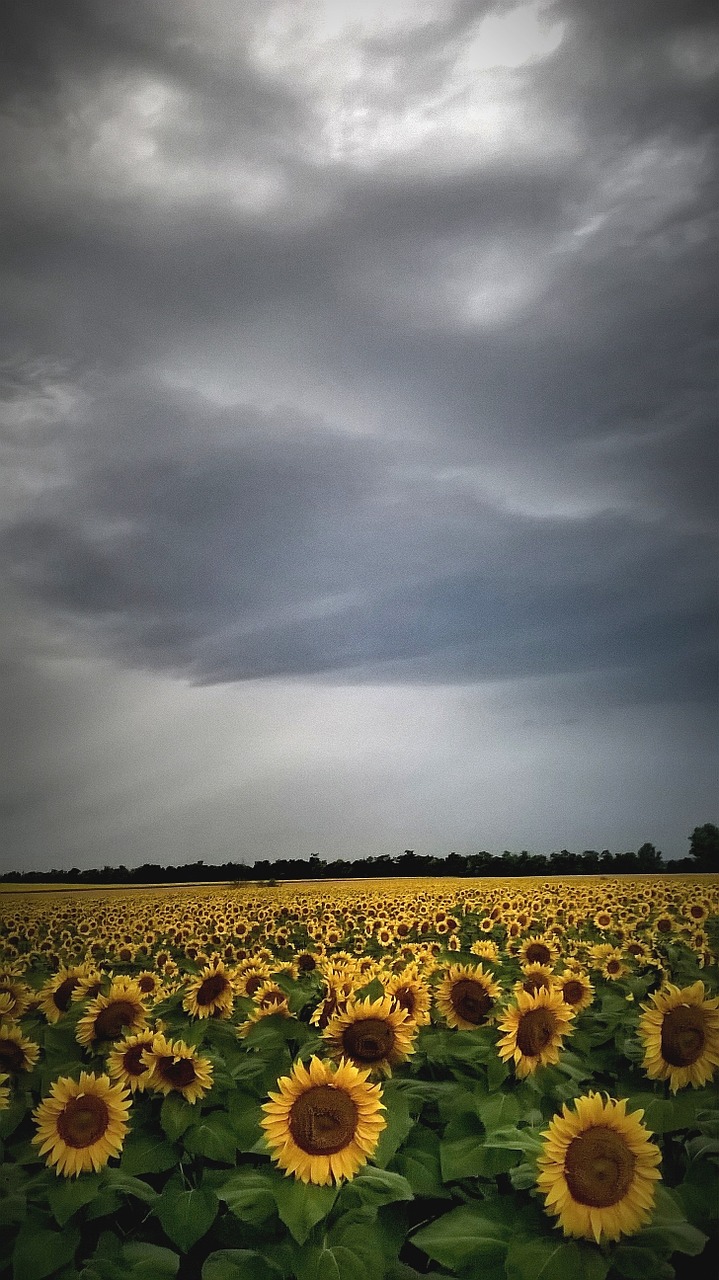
[1,0,716,864]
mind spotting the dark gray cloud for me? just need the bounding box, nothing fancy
[1,0,716,865]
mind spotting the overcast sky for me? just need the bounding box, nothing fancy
[1,0,717,872]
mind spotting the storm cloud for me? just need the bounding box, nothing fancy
[1,0,716,867]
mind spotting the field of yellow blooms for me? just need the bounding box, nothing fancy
[0,875,717,1280]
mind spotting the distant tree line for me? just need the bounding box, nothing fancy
[2,824,716,884]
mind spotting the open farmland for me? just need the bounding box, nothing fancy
[0,876,717,1280]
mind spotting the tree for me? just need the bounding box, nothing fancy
[688,824,719,871]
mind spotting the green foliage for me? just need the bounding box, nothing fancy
[12,1217,80,1280]
[153,1184,219,1251]
[411,1201,514,1270]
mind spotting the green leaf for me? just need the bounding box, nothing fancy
[475,1093,521,1131]
[675,1158,719,1228]
[0,1095,26,1140]
[411,1202,512,1270]
[439,1114,519,1181]
[100,1169,158,1205]
[159,1093,195,1141]
[12,1219,80,1280]
[212,1168,277,1225]
[393,1126,451,1200]
[271,1176,338,1245]
[295,1244,369,1280]
[338,1167,413,1211]
[622,1088,713,1135]
[118,1242,180,1278]
[202,1251,281,1280]
[227,1090,263,1151]
[372,1087,413,1169]
[154,1186,219,1253]
[481,1125,545,1155]
[0,1193,26,1228]
[634,1186,709,1258]
[296,1216,387,1280]
[119,1132,180,1176]
[611,1246,674,1280]
[506,1239,599,1280]
[486,1051,509,1089]
[47,1173,102,1226]
[183,1111,238,1163]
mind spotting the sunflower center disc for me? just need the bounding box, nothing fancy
[138,976,156,993]
[525,944,551,965]
[289,1085,358,1155]
[123,1045,148,1076]
[0,1039,25,1072]
[158,1056,197,1088]
[53,978,78,1012]
[523,975,550,995]
[516,1008,556,1056]
[94,1001,139,1040]
[57,1096,110,1149]
[661,1006,706,1066]
[450,980,492,1024]
[343,1018,395,1063]
[562,981,585,1006]
[393,986,416,1015]
[564,1125,636,1208]
[197,974,229,1006]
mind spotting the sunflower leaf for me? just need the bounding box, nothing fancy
[506,1239,610,1280]
[411,1201,512,1270]
[119,1132,180,1176]
[610,1246,674,1280]
[271,1176,338,1245]
[46,1172,102,1226]
[12,1217,80,1280]
[183,1111,238,1163]
[159,1093,195,1141]
[209,1168,277,1225]
[336,1167,413,1212]
[371,1086,413,1169]
[201,1250,282,1280]
[153,1186,219,1253]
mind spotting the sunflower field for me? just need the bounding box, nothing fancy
[0,875,717,1280]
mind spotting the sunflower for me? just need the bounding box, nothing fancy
[39,966,89,1023]
[600,949,627,981]
[536,1093,662,1243]
[638,980,719,1092]
[435,964,503,1030]
[385,967,432,1027]
[260,1055,386,1185]
[0,977,32,1020]
[71,971,106,1004]
[183,959,235,1019]
[555,971,594,1013]
[497,987,575,1078]
[76,977,148,1047]
[653,913,675,938]
[470,939,500,964]
[520,935,559,968]
[142,1034,214,1103]
[106,1030,157,1093]
[0,1072,9,1109]
[515,963,556,998]
[31,1071,131,1177]
[323,995,416,1076]
[134,971,165,1001]
[0,1023,41,1076]
[310,977,354,1030]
